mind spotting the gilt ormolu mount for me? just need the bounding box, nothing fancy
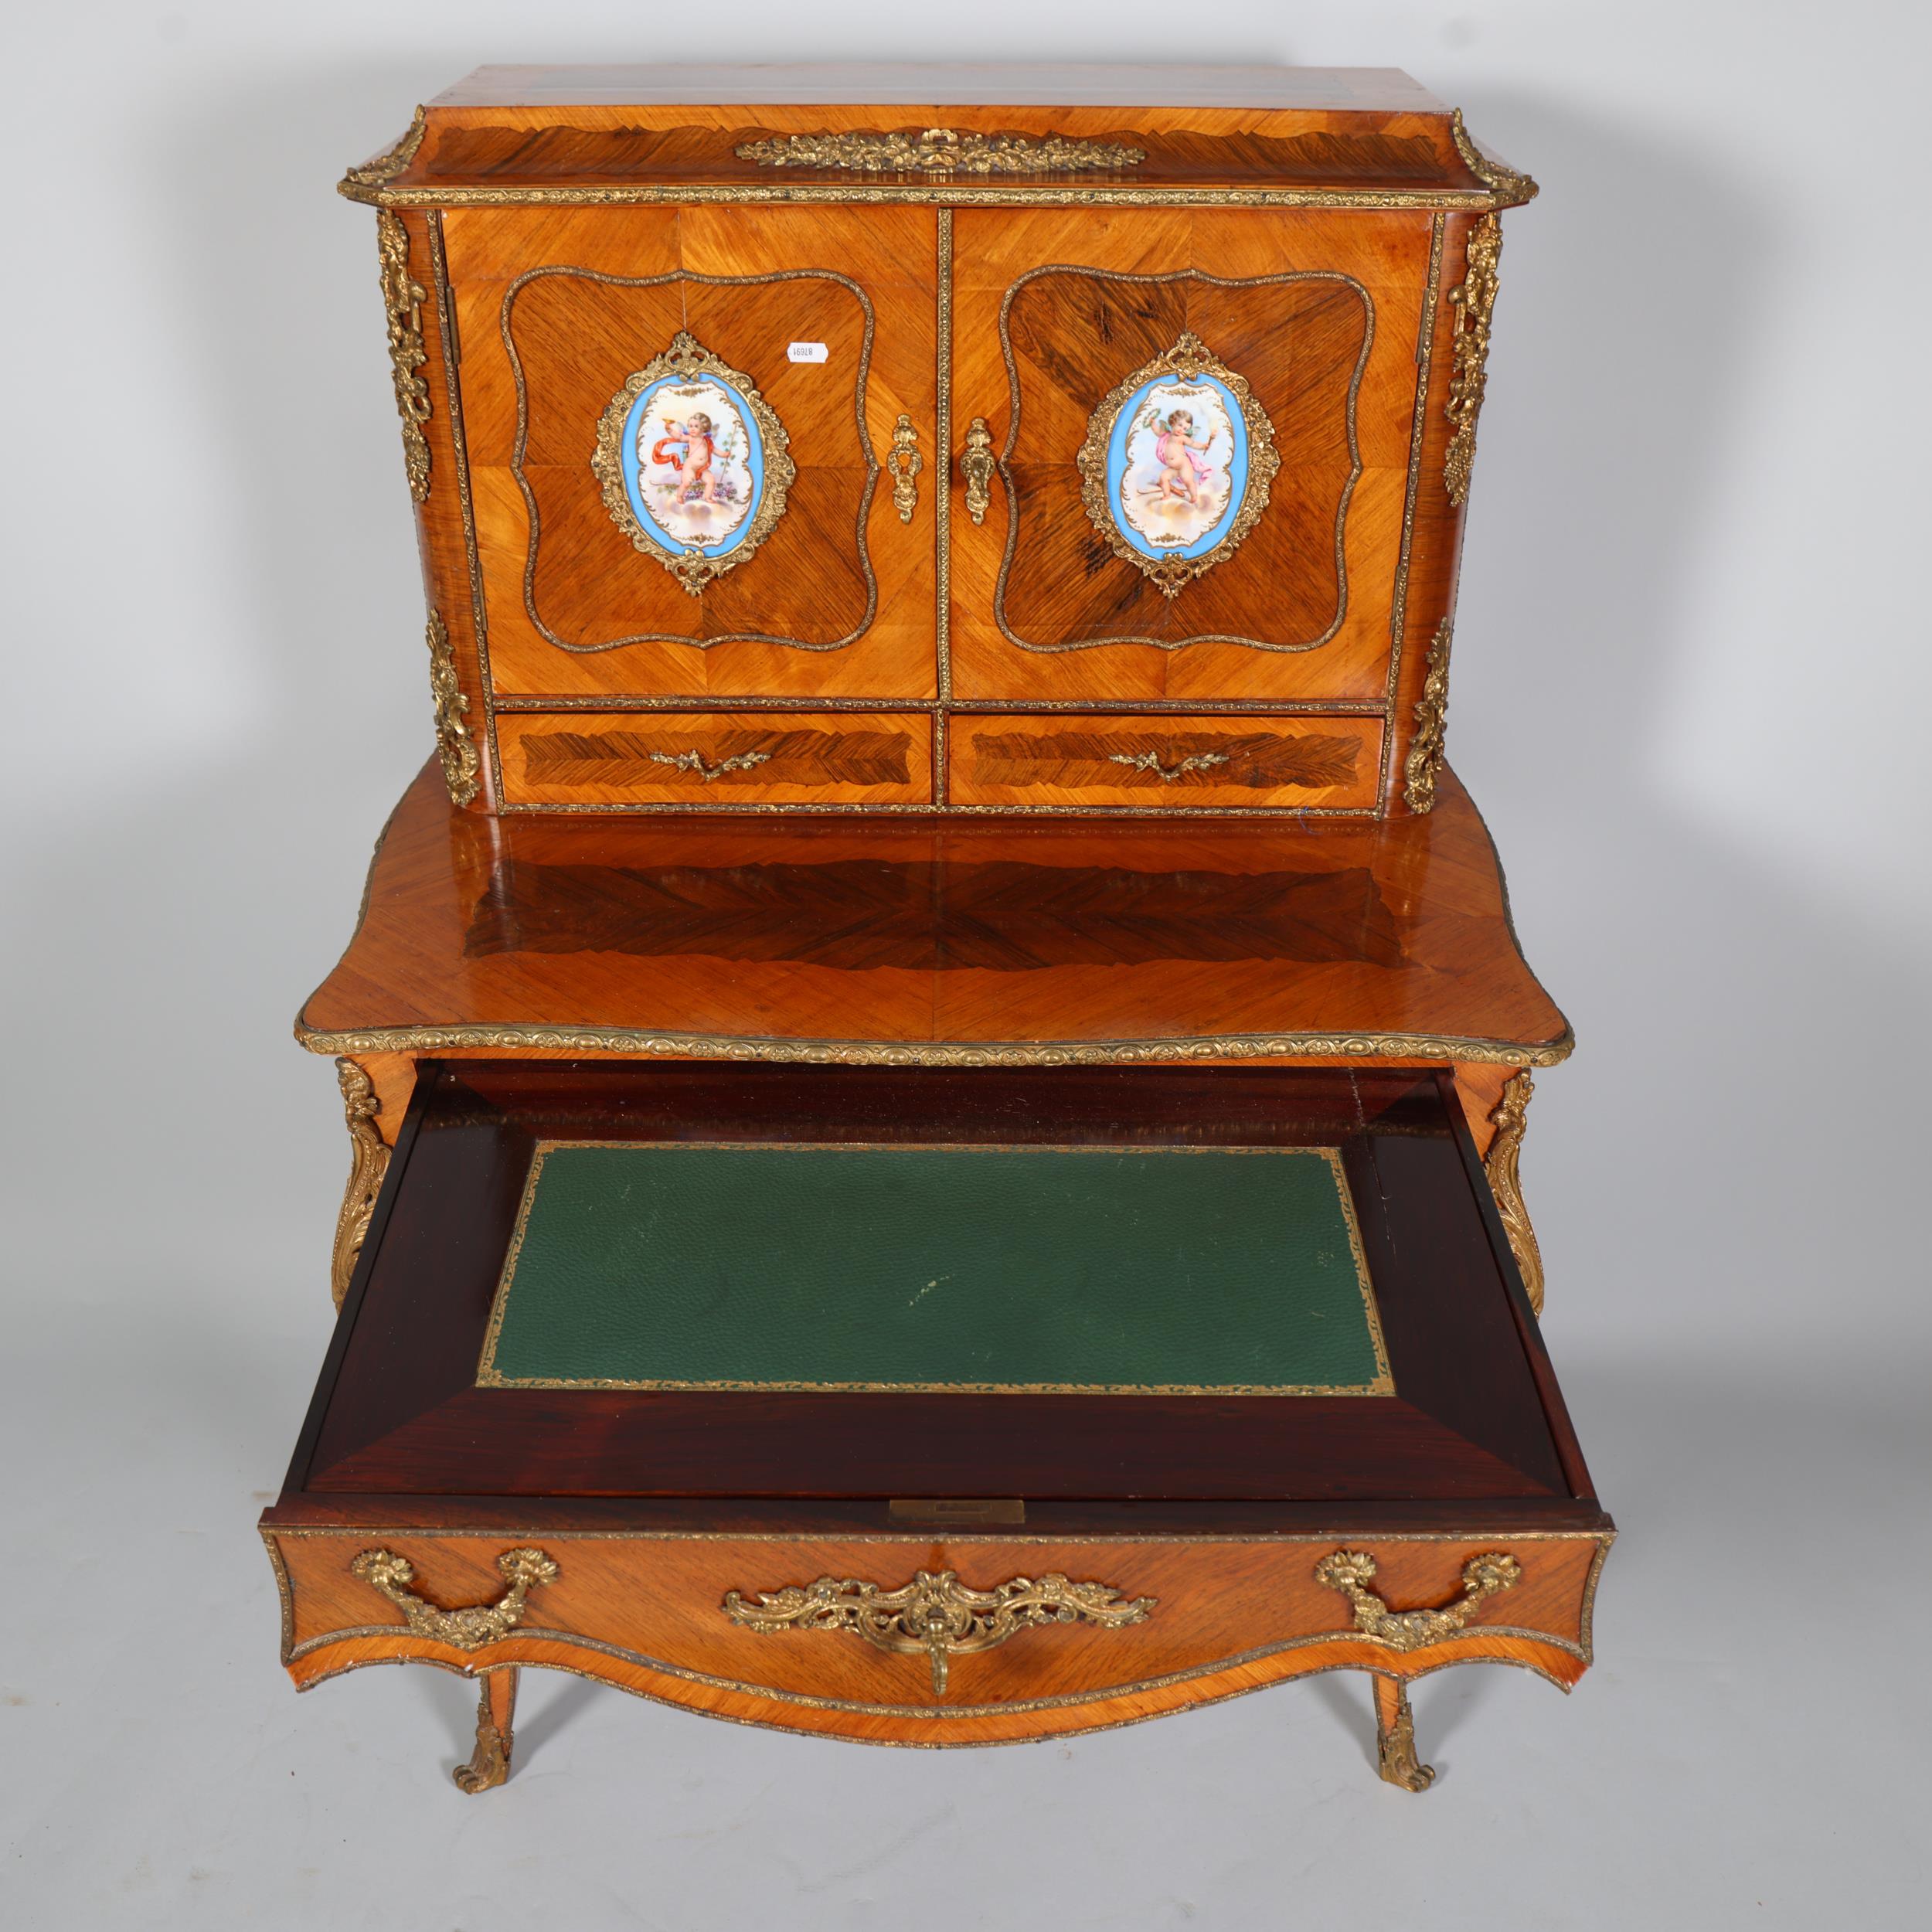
[263,64,1607,1801]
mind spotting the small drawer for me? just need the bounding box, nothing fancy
[949,713,1383,811]
[497,709,933,808]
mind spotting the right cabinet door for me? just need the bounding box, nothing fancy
[949,209,1437,711]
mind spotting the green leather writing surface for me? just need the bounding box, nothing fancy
[478,1142,1390,1395]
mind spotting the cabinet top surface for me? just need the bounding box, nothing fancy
[298,763,1569,1067]
[431,63,1446,112]
[343,64,1532,208]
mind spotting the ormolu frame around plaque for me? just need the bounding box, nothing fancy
[500,264,882,654]
[589,329,797,595]
[992,265,1374,655]
[1073,329,1283,598]
[474,1140,1392,1396]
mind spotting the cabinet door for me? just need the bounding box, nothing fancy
[448,206,938,702]
[949,209,1435,706]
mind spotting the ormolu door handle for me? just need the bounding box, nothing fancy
[887,413,923,522]
[959,417,995,525]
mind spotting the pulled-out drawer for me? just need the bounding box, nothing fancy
[265,1059,1608,1762]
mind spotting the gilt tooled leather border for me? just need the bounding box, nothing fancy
[473,1141,1392,1396]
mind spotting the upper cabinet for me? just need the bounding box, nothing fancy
[347,67,1532,815]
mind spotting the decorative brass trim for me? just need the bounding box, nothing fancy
[993,267,1371,654]
[374,211,431,502]
[1372,1677,1435,1791]
[490,692,1386,715]
[298,1019,1573,1069]
[648,748,773,783]
[1449,110,1539,209]
[453,1672,516,1794]
[1403,618,1452,813]
[1378,213,1447,808]
[735,128,1146,175]
[425,213,502,804]
[960,417,995,525]
[349,1546,560,1649]
[1073,330,1281,598]
[1486,1071,1546,1315]
[936,210,954,723]
[425,611,481,807]
[1444,214,1502,506]
[589,329,796,595]
[329,1060,389,1311]
[343,107,427,188]
[887,413,923,522]
[502,266,878,651]
[1107,749,1231,784]
[342,181,1506,215]
[723,1569,1157,1697]
[1315,1549,1522,1650]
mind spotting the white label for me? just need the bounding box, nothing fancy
[787,341,829,363]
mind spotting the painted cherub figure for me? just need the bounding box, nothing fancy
[651,410,722,505]
[1151,407,1215,505]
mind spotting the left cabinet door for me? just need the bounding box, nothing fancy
[447,207,940,712]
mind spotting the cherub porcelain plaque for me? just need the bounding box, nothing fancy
[1074,332,1280,597]
[592,331,795,596]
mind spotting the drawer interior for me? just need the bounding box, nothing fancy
[284,1062,1594,1506]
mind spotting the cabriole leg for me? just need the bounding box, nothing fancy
[453,1668,519,1794]
[1371,1675,1435,1793]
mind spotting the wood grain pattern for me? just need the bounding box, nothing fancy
[354,66,1510,207]
[952,713,1381,809]
[265,1522,1607,1743]
[297,760,1568,1060]
[948,208,1432,708]
[496,709,932,806]
[447,205,938,703]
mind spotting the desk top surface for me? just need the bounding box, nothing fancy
[299,764,1569,1068]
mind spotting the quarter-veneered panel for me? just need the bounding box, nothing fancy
[449,206,938,701]
[951,209,1433,707]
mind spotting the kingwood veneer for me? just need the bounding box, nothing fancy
[264,63,1607,1800]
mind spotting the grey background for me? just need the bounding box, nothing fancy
[3,2,1927,1925]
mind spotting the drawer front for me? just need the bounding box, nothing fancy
[268,1527,1607,1742]
[950,713,1383,811]
[497,710,934,808]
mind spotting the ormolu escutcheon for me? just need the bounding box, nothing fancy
[887,413,923,522]
[960,417,995,525]
[724,1568,1155,1697]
